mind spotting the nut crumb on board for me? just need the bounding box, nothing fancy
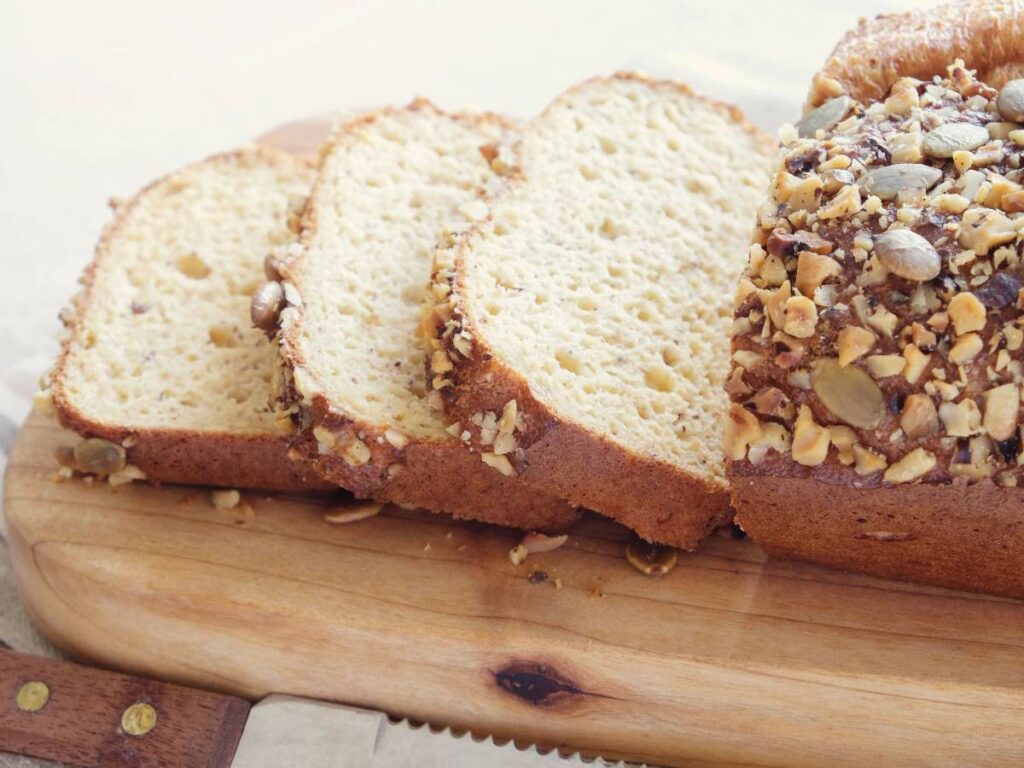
[322,502,382,524]
[210,489,242,510]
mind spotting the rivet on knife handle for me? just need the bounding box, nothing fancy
[0,649,250,768]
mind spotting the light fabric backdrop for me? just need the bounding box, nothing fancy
[1,0,928,764]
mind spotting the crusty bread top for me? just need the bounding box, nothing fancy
[429,73,774,492]
[52,146,313,438]
[277,102,507,443]
[807,0,1024,109]
[727,62,1024,490]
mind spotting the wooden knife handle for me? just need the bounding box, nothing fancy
[0,650,250,768]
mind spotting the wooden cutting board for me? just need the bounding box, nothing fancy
[6,119,1024,767]
[7,414,1024,768]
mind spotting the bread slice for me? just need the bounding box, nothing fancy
[47,146,326,491]
[274,101,577,531]
[425,74,774,548]
[727,62,1024,598]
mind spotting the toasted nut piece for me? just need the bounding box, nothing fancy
[73,438,127,475]
[853,444,888,475]
[724,404,763,461]
[949,332,983,364]
[982,383,1020,441]
[788,175,824,212]
[866,354,906,379]
[766,229,833,258]
[922,123,989,158]
[324,503,382,524]
[950,435,997,480]
[795,252,842,297]
[866,306,899,337]
[340,437,371,467]
[939,399,983,437]
[947,292,988,335]
[858,163,942,200]
[959,208,1017,255]
[1001,189,1024,213]
[509,544,529,566]
[783,296,818,338]
[625,540,678,576]
[384,429,409,449]
[481,452,515,476]
[837,326,876,367]
[792,405,831,466]
[251,281,285,333]
[752,387,794,420]
[883,448,936,483]
[900,394,940,439]
[747,423,792,464]
[763,280,792,330]
[997,79,1024,121]
[210,489,241,510]
[810,359,886,429]
[817,184,862,220]
[902,344,930,385]
[872,230,941,281]
[521,532,569,555]
[795,95,852,138]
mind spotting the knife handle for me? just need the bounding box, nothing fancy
[0,650,250,768]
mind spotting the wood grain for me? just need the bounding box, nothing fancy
[6,414,1024,767]
[0,648,248,767]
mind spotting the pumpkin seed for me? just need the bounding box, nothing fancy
[922,122,989,158]
[858,163,942,200]
[810,358,887,429]
[872,229,941,281]
[996,79,1024,122]
[795,96,852,139]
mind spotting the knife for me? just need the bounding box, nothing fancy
[1,651,634,767]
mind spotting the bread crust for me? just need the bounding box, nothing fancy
[50,146,329,492]
[276,100,578,532]
[430,73,774,549]
[807,0,1024,109]
[730,471,1024,599]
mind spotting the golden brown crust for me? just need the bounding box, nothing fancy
[50,146,328,492]
[808,0,1024,109]
[276,100,578,531]
[730,472,1024,599]
[428,74,773,549]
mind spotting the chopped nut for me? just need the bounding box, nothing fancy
[900,394,940,439]
[481,452,515,476]
[625,540,678,576]
[795,251,842,296]
[783,295,818,338]
[817,184,862,219]
[902,344,931,384]
[509,544,528,566]
[724,404,763,461]
[866,354,906,379]
[810,358,886,429]
[866,305,899,337]
[752,387,794,420]
[521,532,569,554]
[853,444,888,475]
[947,292,988,335]
[837,326,876,366]
[883,448,936,483]
[341,437,371,467]
[767,229,833,258]
[210,489,241,510]
[792,405,831,466]
[323,503,382,524]
[959,208,1017,255]
[948,332,983,364]
[939,399,982,437]
[982,383,1020,441]
[732,350,763,370]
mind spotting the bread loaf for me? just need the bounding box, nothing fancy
[727,62,1024,597]
[425,74,774,548]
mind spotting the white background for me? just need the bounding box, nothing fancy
[1,0,926,413]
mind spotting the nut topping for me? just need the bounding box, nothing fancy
[958,208,1017,255]
[883,448,936,484]
[947,292,987,335]
[922,122,989,158]
[810,358,887,429]
[792,405,831,466]
[871,230,941,282]
[858,164,942,200]
[900,394,939,439]
[982,383,1020,441]
[795,96,852,138]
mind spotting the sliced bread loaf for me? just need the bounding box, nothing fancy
[47,146,325,491]
[425,74,774,548]
[274,101,577,531]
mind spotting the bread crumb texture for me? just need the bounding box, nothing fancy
[449,76,771,489]
[728,62,1024,489]
[56,148,313,435]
